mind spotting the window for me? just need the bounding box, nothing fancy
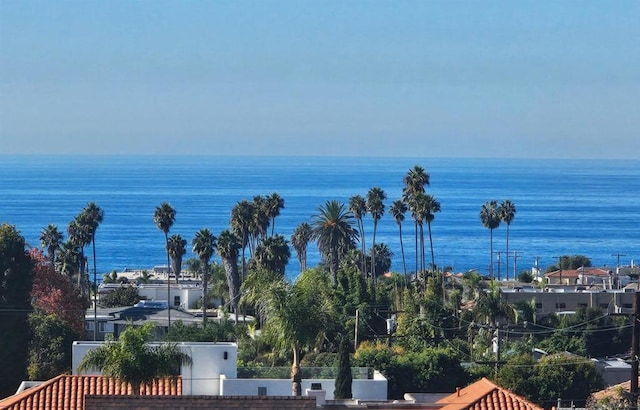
[100,322,114,333]
[86,321,95,331]
[535,303,542,309]
[624,303,633,309]
[258,387,267,396]
[174,296,181,306]
[555,302,566,309]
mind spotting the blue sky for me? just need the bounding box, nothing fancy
[1,1,638,158]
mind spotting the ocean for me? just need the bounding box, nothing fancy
[1,155,639,282]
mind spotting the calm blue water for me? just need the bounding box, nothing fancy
[1,155,639,281]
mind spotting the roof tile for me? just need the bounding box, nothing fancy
[0,375,181,410]
[436,378,543,410]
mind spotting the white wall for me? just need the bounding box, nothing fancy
[72,341,237,395]
[137,284,202,309]
[220,370,388,401]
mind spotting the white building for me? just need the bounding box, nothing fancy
[72,341,387,401]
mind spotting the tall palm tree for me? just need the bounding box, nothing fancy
[251,195,270,247]
[402,165,430,275]
[366,187,386,287]
[56,240,81,280]
[230,200,254,282]
[244,268,336,396]
[407,193,426,275]
[348,195,367,279]
[266,192,285,236]
[480,200,501,280]
[154,202,176,326]
[82,202,104,341]
[78,322,191,395]
[499,200,517,281]
[290,222,313,273]
[192,228,217,324]
[167,234,187,286]
[217,229,241,323]
[68,215,92,294]
[254,235,291,276]
[389,200,408,279]
[422,194,440,273]
[39,224,64,265]
[311,200,358,286]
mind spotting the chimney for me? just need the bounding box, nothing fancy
[457,387,461,397]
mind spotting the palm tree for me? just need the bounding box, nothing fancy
[366,187,386,286]
[266,192,285,236]
[39,224,63,265]
[389,200,408,278]
[245,268,337,396]
[348,195,367,279]
[192,228,217,324]
[217,229,241,323]
[68,215,92,293]
[154,202,176,326]
[82,202,104,341]
[311,200,358,286]
[407,193,425,275]
[167,234,187,286]
[402,165,430,275]
[230,200,254,282]
[290,222,313,273]
[251,195,270,247]
[78,322,191,395]
[56,240,82,280]
[499,200,517,281]
[422,194,440,273]
[254,235,290,276]
[480,200,501,280]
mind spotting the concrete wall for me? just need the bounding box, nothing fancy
[73,341,238,395]
[220,370,388,401]
[85,395,317,409]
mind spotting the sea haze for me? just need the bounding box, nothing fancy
[1,155,639,282]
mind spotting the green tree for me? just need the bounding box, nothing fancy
[103,270,118,284]
[480,200,501,280]
[217,229,241,323]
[0,224,34,398]
[402,166,430,275]
[27,312,78,380]
[167,234,187,286]
[231,200,255,281]
[68,214,92,293]
[192,228,217,324]
[101,286,141,308]
[291,222,313,273]
[389,199,408,278]
[246,268,338,396]
[312,200,358,286]
[366,187,386,286]
[154,202,176,325]
[78,322,191,395]
[349,195,367,279]
[334,337,353,399]
[253,234,290,276]
[39,224,63,265]
[82,202,104,340]
[266,192,285,236]
[499,200,516,280]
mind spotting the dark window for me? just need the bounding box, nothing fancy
[174,296,181,306]
[258,387,267,396]
[556,303,566,309]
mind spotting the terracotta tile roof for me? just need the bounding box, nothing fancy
[0,375,181,410]
[436,378,543,410]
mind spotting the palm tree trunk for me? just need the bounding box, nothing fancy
[505,224,510,281]
[371,221,377,287]
[291,344,302,396]
[489,229,494,280]
[399,224,407,282]
[428,222,435,273]
[92,237,98,341]
[414,221,419,275]
[165,233,171,327]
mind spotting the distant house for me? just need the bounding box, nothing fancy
[544,267,612,287]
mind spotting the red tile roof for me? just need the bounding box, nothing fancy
[436,378,543,410]
[0,375,181,410]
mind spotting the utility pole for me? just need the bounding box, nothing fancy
[493,251,503,281]
[552,256,563,285]
[613,253,627,270]
[354,309,359,350]
[513,251,522,281]
[631,292,639,401]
